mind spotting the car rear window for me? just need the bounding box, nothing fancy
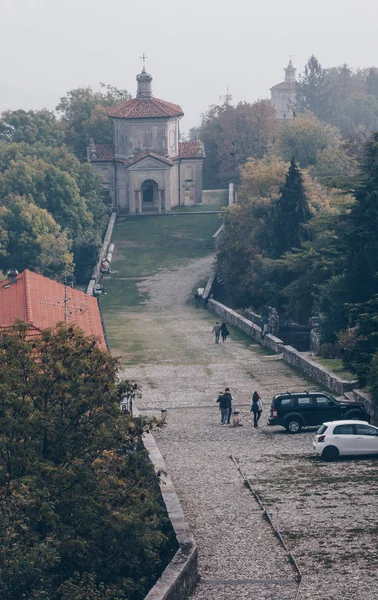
[317,424,328,434]
[333,424,355,435]
[280,398,294,407]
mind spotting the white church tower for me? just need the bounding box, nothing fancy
[270,59,297,120]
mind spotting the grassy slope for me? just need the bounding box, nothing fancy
[100,213,221,356]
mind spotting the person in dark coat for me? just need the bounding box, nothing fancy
[220,322,229,342]
[217,391,231,425]
[223,387,233,424]
[250,391,263,428]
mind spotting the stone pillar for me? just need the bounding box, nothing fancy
[228,183,235,205]
[158,190,164,213]
[137,190,142,214]
[130,190,137,214]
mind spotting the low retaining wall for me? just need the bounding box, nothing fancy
[207,299,284,354]
[207,298,363,397]
[140,419,198,600]
[86,211,117,294]
[282,346,359,395]
[352,389,378,423]
[212,223,224,249]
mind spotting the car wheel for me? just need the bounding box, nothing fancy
[345,411,364,420]
[322,446,340,462]
[285,418,302,434]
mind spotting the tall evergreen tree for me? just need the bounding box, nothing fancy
[345,132,378,302]
[273,158,311,257]
[295,55,331,120]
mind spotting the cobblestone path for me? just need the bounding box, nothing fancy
[118,255,378,600]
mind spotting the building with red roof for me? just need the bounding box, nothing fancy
[270,59,297,120]
[88,65,205,213]
[0,269,107,350]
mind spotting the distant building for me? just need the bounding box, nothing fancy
[270,59,297,120]
[89,65,205,213]
[0,269,107,350]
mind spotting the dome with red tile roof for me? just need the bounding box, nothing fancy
[107,67,183,120]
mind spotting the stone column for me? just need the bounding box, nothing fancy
[129,190,136,214]
[136,190,142,214]
[158,190,164,213]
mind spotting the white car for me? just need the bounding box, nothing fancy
[313,420,378,461]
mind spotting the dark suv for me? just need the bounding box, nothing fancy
[268,391,371,433]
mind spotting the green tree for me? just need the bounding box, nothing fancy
[197,97,278,188]
[295,55,331,120]
[0,195,73,277]
[273,158,311,257]
[345,132,378,303]
[0,109,64,146]
[56,84,130,160]
[0,158,92,239]
[273,113,340,168]
[0,323,177,600]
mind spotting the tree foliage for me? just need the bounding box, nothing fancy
[0,323,177,600]
[272,158,312,258]
[196,96,278,188]
[0,142,108,281]
[56,84,131,160]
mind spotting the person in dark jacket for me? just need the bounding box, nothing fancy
[217,391,231,425]
[223,387,233,424]
[220,322,229,342]
[250,391,263,427]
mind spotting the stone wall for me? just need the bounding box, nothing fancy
[207,299,284,354]
[352,389,378,423]
[136,411,198,600]
[207,298,363,397]
[282,346,359,395]
[87,211,117,295]
[212,224,224,249]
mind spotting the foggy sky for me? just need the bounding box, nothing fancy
[1,0,377,132]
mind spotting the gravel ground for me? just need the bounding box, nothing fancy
[117,256,378,600]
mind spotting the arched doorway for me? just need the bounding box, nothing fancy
[141,179,158,205]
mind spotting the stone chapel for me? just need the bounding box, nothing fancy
[270,59,297,120]
[88,66,205,213]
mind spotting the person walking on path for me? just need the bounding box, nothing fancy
[220,322,229,342]
[217,391,232,425]
[223,387,233,424]
[194,291,201,309]
[250,391,263,428]
[212,321,221,343]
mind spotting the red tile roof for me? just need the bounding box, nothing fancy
[0,270,107,350]
[179,141,205,159]
[270,81,297,91]
[92,144,114,161]
[107,97,184,119]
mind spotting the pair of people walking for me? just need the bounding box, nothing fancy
[212,321,229,343]
[216,388,233,425]
[216,388,263,428]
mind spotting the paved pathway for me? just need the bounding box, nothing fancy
[118,254,378,600]
[119,255,313,599]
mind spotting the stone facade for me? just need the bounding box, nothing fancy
[270,59,297,120]
[89,68,204,213]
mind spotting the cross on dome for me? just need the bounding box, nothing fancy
[140,53,148,73]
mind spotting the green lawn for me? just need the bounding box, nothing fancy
[312,357,357,382]
[100,213,221,355]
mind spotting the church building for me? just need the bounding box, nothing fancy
[88,65,205,213]
[270,59,297,120]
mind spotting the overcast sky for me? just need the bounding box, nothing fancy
[1,0,377,132]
